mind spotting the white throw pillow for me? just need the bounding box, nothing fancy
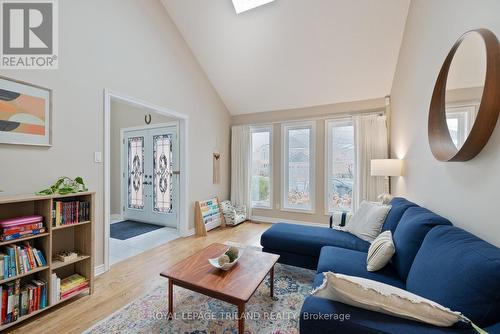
[312,272,468,327]
[345,201,391,242]
[367,231,395,272]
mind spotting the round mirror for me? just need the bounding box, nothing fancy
[429,29,500,161]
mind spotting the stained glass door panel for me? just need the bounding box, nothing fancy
[128,136,144,209]
[122,126,178,228]
[153,134,173,213]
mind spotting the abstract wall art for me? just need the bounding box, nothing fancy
[0,77,52,146]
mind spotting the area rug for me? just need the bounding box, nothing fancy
[84,264,315,334]
[110,220,163,240]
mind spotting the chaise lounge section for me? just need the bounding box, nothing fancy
[260,198,500,333]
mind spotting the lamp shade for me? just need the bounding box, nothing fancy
[371,159,403,177]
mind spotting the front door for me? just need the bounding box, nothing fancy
[122,125,178,227]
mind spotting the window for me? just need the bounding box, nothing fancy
[282,122,315,212]
[445,104,478,148]
[326,119,355,213]
[250,126,272,208]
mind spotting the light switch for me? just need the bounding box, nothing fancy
[94,151,102,163]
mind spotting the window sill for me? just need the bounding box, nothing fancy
[280,208,316,215]
[252,206,273,210]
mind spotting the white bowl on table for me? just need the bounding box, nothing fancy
[208,247,244,271]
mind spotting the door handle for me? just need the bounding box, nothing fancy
[172,171,180,175]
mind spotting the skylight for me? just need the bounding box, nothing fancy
[232,0,275,14]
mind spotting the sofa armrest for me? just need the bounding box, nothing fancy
[300,296,476,334]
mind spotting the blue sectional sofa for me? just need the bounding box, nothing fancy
[260,198,500,333]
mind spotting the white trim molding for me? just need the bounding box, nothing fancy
[251,215,328,228]
[103,89,190,274]
[94,264,106,277]
[281,121,316,213]
[249,124,273,210]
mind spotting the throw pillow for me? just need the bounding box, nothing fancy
[312,272,469,327]
[330,211,353,228]
[367,230,395,271]
[345,201,391,242]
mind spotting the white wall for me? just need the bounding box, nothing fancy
[0,0,231,267]
[391,0,500,246]
[110,100,176,215]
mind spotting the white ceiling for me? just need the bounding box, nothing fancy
[161,0,410,115]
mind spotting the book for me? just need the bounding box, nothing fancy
[20,288,28,316]
[53,200,90,227]
[60,274,87,293]
[1,288,6,323]
[1,228,46,242]
[0,216,43,229]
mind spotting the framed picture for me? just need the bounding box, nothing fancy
[0,76,52,146]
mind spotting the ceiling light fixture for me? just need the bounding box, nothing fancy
[232,0,275,14]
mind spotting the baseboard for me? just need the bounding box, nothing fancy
[182,228,195,237]
[94,264,106,277]
[110,214,123,224]
[251,215,328,228]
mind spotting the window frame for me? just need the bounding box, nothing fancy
[250,125,273,209]
[445,102,479,149]
[281,121,316,214]
[325,118,355,215]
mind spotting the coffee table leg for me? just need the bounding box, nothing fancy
[238,303,245,333]
[168,279,173,319]
[270,266,274,298]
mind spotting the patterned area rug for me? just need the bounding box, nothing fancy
[85,264,315,334]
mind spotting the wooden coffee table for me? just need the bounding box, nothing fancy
[160,243,280,333]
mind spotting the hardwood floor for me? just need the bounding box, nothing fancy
[5,221,271,334]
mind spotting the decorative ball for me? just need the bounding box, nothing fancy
[225,246,239,262]
[218,254,230,266]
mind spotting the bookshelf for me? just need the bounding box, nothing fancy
[0,191,94,331]
[194,197,226,236]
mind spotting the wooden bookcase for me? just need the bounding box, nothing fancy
[0,191,94,331]
[194,197,225,236]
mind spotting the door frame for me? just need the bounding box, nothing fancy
[120,122,179,226]
[104,90,189,273]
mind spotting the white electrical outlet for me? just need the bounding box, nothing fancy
[94,152,102,163]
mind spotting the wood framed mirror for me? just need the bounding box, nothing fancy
[428,29,500,162]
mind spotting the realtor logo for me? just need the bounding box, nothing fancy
[0,0,58,69]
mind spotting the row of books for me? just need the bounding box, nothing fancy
[0,278,47,324]
[0,215,46,242]
[0,244,47,280]
[51,273,88,304]
[52,200,91,227]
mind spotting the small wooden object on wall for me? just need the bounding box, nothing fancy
[213,152,221,184]
[428,29,500,161]
[195,197,226,236]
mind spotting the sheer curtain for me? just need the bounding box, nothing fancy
[353,114,388,209]
[230,125,252,216]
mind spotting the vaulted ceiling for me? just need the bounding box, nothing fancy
[161,0,410,115]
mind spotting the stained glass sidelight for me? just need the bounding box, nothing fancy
[153,134,173,213]
[128,137,145,209]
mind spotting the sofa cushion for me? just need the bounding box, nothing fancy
[345,201,391,242]
[392,207,451,280]
[260,223,370,258]
[262,247,319,270]
[300,296,478,334]
[316,246,405,289]
[382,197,419,234]
[406,225,500,327]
